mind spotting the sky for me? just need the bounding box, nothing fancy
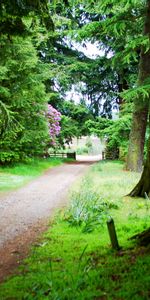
[65,42,118,118]
[76,41,104,58]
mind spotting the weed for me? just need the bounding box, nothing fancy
[64,177,118,233]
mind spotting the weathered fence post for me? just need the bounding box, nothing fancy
[107,218,120,250]
[102,151,105,160]
[67,152,76,160]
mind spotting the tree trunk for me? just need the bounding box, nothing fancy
[126,0,150,172]
[126,106,148,172]
[129,134,150,197]
[129,227,150,246]
[117,70,129,108]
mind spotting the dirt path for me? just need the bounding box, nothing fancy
[0,159,96,282]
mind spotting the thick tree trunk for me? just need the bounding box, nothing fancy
[129,134,150,197]
[126,106,148,172]
[126,0,150,172]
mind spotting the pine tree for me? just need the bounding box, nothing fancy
[125,0,149,172]
[0,35,50,163]
[128,0,150,196]
[64,0,148,169]
[0,1,57,163]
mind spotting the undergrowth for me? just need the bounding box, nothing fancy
[0,161,150,299]
[64,177,118,233]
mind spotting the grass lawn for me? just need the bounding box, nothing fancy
[0,161,150,299]
[0,158,64,192]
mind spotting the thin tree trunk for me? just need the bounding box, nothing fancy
[117,70,129,108]
[126,0,150,172]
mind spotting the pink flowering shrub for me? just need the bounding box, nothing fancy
[47,104,61,146]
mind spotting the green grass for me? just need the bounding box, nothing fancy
[0,161,150,299]
[0,158,64,192]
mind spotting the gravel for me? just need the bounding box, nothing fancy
[0,161,92,247]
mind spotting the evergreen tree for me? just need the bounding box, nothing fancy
[128,0,150,196]
[126,1,149,172]
[0,1,58,163]
[63,0,147,168]
[0,35,50,163]
[0,0,54,35]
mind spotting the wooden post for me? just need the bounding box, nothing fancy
[67,152,76,160]
[107,218,120,250]
[102,151,105,160]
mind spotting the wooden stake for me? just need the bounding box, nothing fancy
[107,218,120,250]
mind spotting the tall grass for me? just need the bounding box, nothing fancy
[64,177,118,233]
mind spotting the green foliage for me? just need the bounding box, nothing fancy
[121,83,150,106]
[0,0,54,35]
[86,115,131,159]
[58,101,94,146]
[85,117,113,137]
[0,35,50,163]
[103,115,131,148]
[104,115,131,160]
[64,0,146,116]
[58,115,78,146]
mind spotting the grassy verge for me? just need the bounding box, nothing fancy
[0,158,64,192]
[0,161,150,299]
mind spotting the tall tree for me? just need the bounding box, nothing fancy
[126,0,149,172]
[0,1,55,163]
[0,35,50,163]
[65,0,147,168]
[128,0,150,196]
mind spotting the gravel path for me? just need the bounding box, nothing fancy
[0,158,101,281]
[0,161,92,247]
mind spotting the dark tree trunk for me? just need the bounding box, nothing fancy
[126,106,148,172]
[126,0,150,173]
[129,134,150,197]
[117,70,129,108]
[129,227,150,246]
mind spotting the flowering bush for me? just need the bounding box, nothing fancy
[47,104,61,146]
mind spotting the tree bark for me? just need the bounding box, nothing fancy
[117,70,129,108]
[126,0,150,172]
[129,133,150,197]
[129,227,150,246]
[126,106,148,172]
